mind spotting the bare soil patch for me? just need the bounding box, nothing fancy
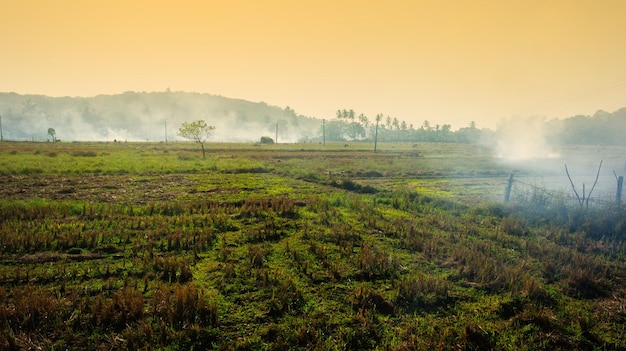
[0,174,197,203]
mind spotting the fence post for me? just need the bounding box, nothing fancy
[617,176,623,207]
[504,174,514,203]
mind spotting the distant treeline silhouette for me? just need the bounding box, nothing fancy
[0,91,624,145]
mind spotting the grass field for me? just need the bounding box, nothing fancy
[1,141,625,350]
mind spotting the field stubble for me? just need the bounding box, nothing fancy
[0,141,625,350]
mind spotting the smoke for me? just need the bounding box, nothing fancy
[490,116,623,200]
[493,116,561,161]
[0,92,317,143]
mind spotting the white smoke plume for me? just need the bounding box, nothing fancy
[494,116,561,161]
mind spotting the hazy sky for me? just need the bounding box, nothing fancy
[2,0,626,129]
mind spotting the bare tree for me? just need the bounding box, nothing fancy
[565,160,602,208]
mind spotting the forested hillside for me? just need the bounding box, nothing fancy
[0,91,319,142]
[0,91,624,145]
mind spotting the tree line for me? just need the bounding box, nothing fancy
[552,108,626,145]
[1,92,625,146]
[318,107,626,146]
[318,108,485,144]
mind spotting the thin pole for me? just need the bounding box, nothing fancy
[617,176,623,207]
[322,119,325,146]
[0,115,3,141]
[504,174,514,203]
[374,119,379,153]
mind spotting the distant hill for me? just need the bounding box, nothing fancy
[1,91,624,145]
[0,91,321,142]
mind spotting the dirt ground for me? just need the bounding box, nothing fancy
[0,174,197,203]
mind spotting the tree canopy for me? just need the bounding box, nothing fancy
[178,120,215,158]
[47,128,56,142]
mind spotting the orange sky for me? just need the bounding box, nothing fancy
[2,0,626,129]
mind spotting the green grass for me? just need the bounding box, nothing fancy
[0,141,625,350]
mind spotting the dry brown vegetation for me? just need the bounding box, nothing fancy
[0,141,625,350]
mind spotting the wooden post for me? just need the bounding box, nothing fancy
[617,176,623,207]
[504,174,514,203]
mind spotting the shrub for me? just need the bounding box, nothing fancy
[331,179,378,194]
[260,136,274,144]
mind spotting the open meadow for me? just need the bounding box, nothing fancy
[1,141,625,350]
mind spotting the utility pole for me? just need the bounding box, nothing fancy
[0,115,3,141]
[374,118,379,153]
[322,119,326,146]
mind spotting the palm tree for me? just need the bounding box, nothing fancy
[358,113,369,128]
[375,113,383,124]
[347,110,356,140]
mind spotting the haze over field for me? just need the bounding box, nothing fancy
[0,92,321,143]
[1,1,626,130]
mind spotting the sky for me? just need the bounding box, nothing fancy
[2,0,626,130]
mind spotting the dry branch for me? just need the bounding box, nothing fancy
[565,161,603,209]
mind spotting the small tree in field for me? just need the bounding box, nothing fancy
[47,128,56,142]
[178,120,215,158]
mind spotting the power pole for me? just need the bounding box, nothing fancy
[0,115,3,141]
[322,119,326,146]
[374,118,379,153]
